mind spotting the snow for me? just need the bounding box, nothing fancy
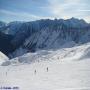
[0,51,9,65]
[9,47,29,58]
[8,18,90,58]
[0,43,90,90]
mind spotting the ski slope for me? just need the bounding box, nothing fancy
[0,43,90,90]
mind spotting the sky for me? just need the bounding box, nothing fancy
[0,0,90,23]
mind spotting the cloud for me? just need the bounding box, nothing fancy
[46,0,87,16]
[39,0,90,22]
[0,9,54,22]
[78,9,90,12]
[0,0,90,23]
[0,9,42,20]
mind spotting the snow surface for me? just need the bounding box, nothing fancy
[0,51,9,65]
[0,43,90,90]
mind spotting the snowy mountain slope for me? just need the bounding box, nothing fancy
[0,21,24,35]
[0,18,90,90]
[0,18,90,58]
[9,18,90,58]
[0,51,9,65]
[0,43,90,90]
[9,41,76,58]
[0,21,6,29]
[2,42,90,65]
[10,25,90,58]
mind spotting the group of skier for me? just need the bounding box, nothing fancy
[34,67,48,74]
[5,67,49,76]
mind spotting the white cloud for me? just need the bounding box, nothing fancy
[40,0,90,22]
[47,0,86,16]
[0,0,90,23]
[65,0,81,4]
[78,9,90,12]
[0,9,42,20]
[0,9,54,21]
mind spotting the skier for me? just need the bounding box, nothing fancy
[34,69,36,74]
[6,71,7,76]
[47,67,48,72]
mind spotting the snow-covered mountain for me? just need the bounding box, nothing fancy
[0,18,90,58]
[0,42,90,90]
[0,21,6,28]
[0,21,24,35]
[10,18,90,57]
[0,18,90,90]
[2,42,90,65]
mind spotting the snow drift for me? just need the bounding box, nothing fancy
[0,51,9,65]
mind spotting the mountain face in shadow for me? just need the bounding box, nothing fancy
[0,31,14,55]
[0,18,90,57]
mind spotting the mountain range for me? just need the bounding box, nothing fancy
[0,18,90,58]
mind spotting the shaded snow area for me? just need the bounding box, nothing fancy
[0,51,9,65]
[0,43,90,90]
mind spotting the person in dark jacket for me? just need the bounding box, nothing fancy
[34,70,36,74]
[47,67,48,72]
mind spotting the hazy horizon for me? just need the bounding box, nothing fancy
[0,17,90,24]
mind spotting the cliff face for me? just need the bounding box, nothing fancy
[0,31,13,55]
[9,18,90,57]
[0,18,90,57]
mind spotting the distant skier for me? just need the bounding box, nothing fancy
[47,67,48,72]
[6,71,7,76]
[34,70,36,74]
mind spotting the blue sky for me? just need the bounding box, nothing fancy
[0,0,90,22]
